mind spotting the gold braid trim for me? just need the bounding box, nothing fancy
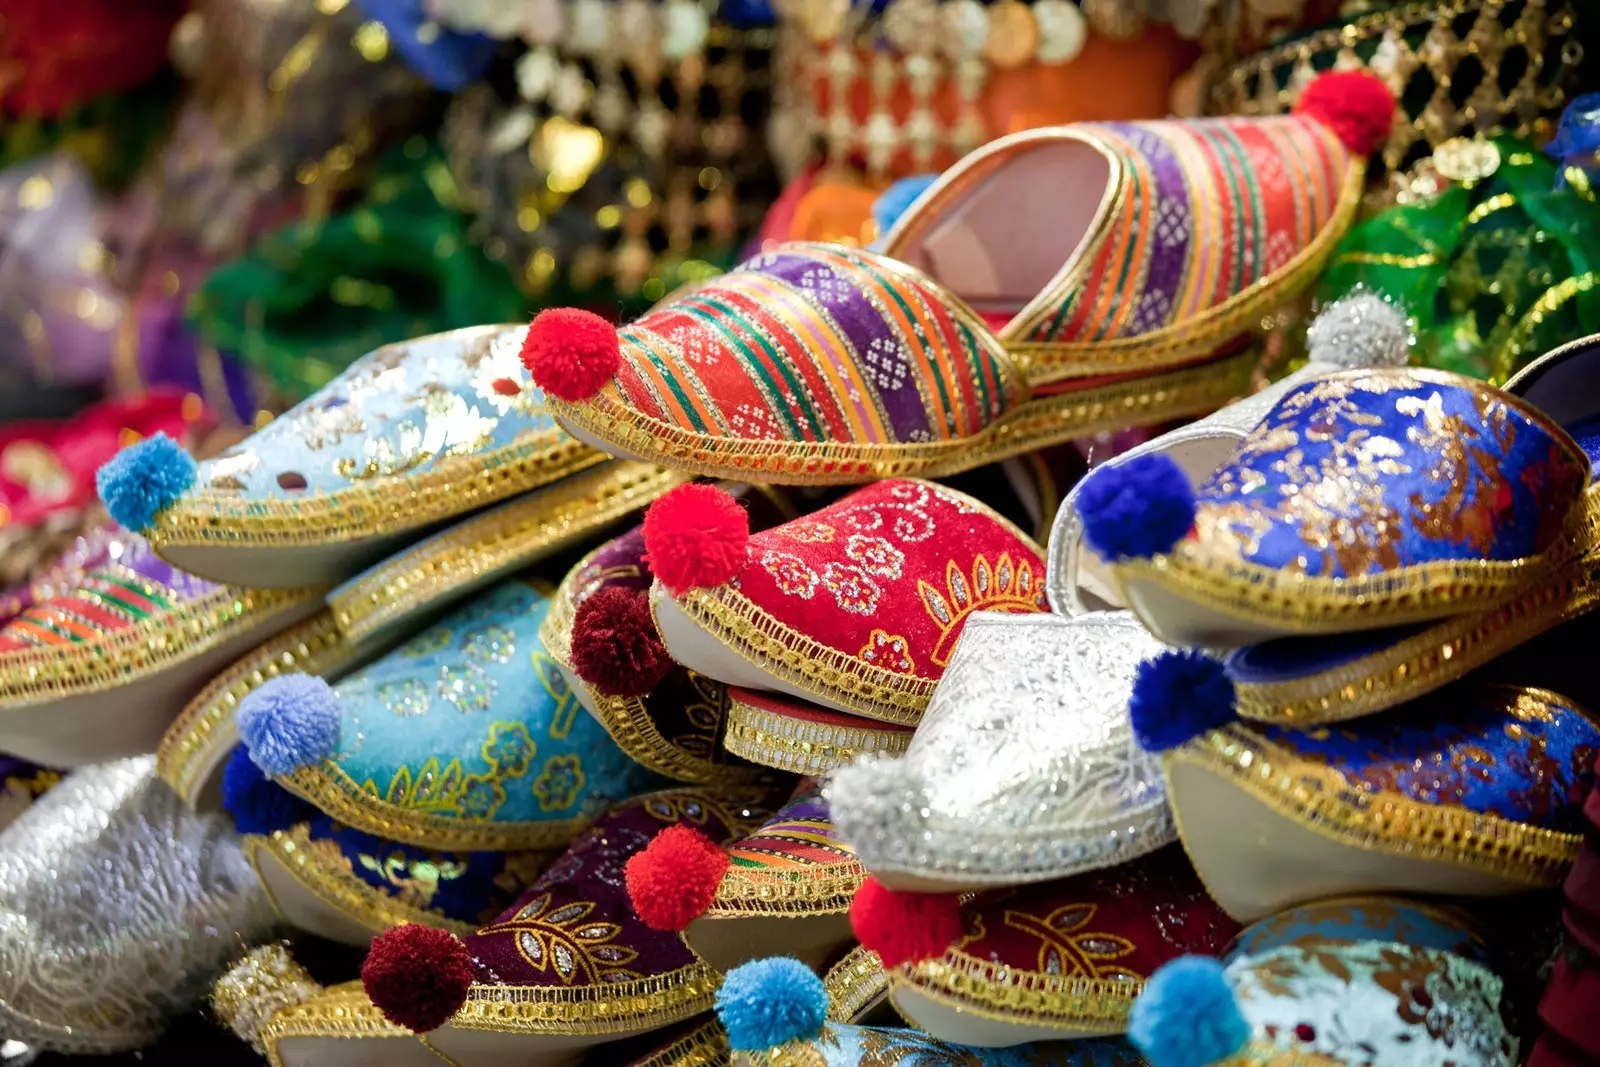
[0,584,322,705]
[451,962,719,1035]
[705,856,866,918]
[157,609,356,804]
[723,694,912,775]
[244,825,479,938]
[149,431,604,549]
[892,954,1141,1034]
[823,946,888,1023]
[1166,713,1584,886]
[332,461,688,645]
[629,1019,731,1067]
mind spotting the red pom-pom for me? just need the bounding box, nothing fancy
[642,484,751,594]
[521,308,621,402]
[570,587,674,697]
[848,877,963,969]
[1293,71,1395,157]
[361,925,474,1033]
[624,824,730,931]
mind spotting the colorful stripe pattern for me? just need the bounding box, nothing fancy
[1034,115,1349,343]
[725,783,855,871]
[0,531,219,652]
[606,245,1022,447]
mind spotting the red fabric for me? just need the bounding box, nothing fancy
[0,0,185,117]
[730,480,1045,681]
[1532,949,1600,1067]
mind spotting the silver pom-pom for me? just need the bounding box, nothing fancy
[1306,291,1412,369]
[825,755,926,866]
[210,944,322,1056]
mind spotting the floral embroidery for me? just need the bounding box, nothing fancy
[858,631,915,674]
[456,776,507,819]
[481,722,535,778]
[1003,903,1140,981]
[533,654,581,739]
[354,846,469,909]
[763,550,819,598]
[462,624,516,665]
[822,562,882,615]
[846,534,905,579]
[534,755,586,812]
[479,892,643,986]
[377,757,465,811]
[378,678,430,717]
[919,553,1046,665]
[781,520,836,544]
[437,663,495,712]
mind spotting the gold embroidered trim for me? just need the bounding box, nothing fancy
[723,695,911,775]
[157,610,355,804]
[244,824,479,938]
[282,761,591,853]
[1167,708,1584,887]
[630,1019,731,1067]
[892,953,1141,1034]
[542,550,760,786]
[148,431,604,549]
[705,854,866,918]
[1115,473,1600,636]
[0,584,322,705]
[258,983,422,1067]
[332,461,688,645]
[1235,556,1600,725]
[546,349,1258,486]
[451,961,719,1035]
[823,946,888,1023]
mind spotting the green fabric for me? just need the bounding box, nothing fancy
[0,73,180,191]
[1316,137,1600,384]
[191,140,528,400]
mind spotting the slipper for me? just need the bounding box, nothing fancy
[235,575,661,852]
[723,688,914,776]
[517,74,1395,485]
[329,459,688,648]
[541,492,801,786]
[0,526,323,767]
[1137,678,1598,921]
[828,611,1171,893]
[853,846,1239,1047]
[1076,364,1600,647]
[97,324,604,589]
[625,780,864,974]
[1129,896,1513,1067]
[646,479,1047,725]
[358,783,790,1063]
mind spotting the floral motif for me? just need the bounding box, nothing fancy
[1003,903,1140,981]
[456,775,507,820]
[481,722,535,777]
[781,520,837,544]
[822,562,882,615]
[533,755,586,812]
[763,550,819,598]
[437,663,495,712]
[846,534,905,579]
[919,553,1046,665]
[479,892,643,986]
[378,678,431,717]
[355,846,469,909]
[858,631,915,674]
[462,624,517,665]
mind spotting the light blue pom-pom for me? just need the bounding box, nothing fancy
[870,174,939,244]
[715,958,828,1051]
[95,432,196,532]
[1075,453,1195,561]
[238,674,343,778]
[1129,956,1251,1067]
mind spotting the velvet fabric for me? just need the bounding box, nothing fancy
[722,781,853,879]
[1190,369,1588,579]
[462,785,786,990]
[1226,897,1488,966]
[1530,785,1600,1067]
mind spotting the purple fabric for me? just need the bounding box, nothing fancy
[758,252,933,444]
[1102,124,1192,336]
[113,530,220,601]
[0,756,40,781]
[574,528,652,604]
[463,785,787,990]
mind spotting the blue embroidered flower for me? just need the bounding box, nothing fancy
[456,775,506,820]
[532,755,585,813]
[1546,92,1600,188]
[349,0,497,91]
[481,722,535,778]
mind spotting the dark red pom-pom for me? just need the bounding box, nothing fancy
[1293,71,1395,157]
[521,308,621,402]
[848,877,963,969]
[570,587,674,697]
[624,824,730,931]
[642,484,751,594]
[361,925,474,1033]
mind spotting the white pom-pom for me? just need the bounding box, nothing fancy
[1306,291,1411,369]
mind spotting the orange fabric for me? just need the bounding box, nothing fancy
[789,178,887,246]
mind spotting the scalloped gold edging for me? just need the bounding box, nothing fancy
[332,461,689,644]
[1166,705,1584,887]
[629,1019,730,1067]
[0,583,323,707]
[157,610,358,804]
[704,854,865,919]
[256,982,423,1067]
[823,946,888,1023]
[244,823,479,938]
[148,430,605,550]
[282,760,592,853]
[547,349,1258,486]
[891,954,1140,1035]
[1235,557,1600,724]
[450,962,719,1035]
[1115,468,1600,639]
[723,695,912,775]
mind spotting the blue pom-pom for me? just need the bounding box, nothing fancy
[870,174,938,244]
[95,432,196,532]
[221,745,317,835]
[1129,650,1236,753]
[1129,956,1250,1067]
[715,958,829,1051]
[1075,453,1195,561]
[238,674,343,778]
